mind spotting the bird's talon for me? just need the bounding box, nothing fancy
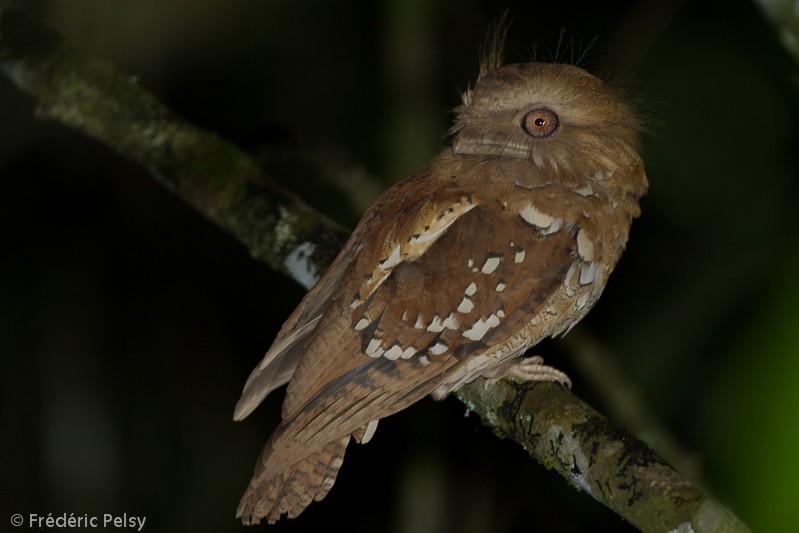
[483,356,571,389]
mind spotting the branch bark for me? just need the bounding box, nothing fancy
[0,6,348,289]
[0,7,751,532]
[457,380,748,532]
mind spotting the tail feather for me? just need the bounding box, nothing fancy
[237,435,350,525]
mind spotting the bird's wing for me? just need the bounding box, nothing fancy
[233,242,354,421]
[233,170,477,421]
[264,183,578,476]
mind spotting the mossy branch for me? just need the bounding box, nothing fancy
[0,6,348,289]
[0,7,750,533]
[457,380,749,532]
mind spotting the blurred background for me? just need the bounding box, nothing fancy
[1,0,797,531]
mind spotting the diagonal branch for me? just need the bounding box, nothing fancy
[0,6,348,289]
[0,7,750,533]
[457,379,748,532]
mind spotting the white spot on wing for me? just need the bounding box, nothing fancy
[519,203,555,229]
[541,219,563,235]
[467,259,474,268]
[579,262,596,285]
[458,297,474,313]
[401,346,417,359]
[463,319,490,341]
[429,342,448,355]
[515,250,526,263]
[414,315,426,329]
[365,338,384,358]
[465,282,477,296]
[410,228,433,245]
[413,224,447,244]
[486,314,501,328]
[443,313,459,330]
[481,256,501,274]
[495,282,506,292]
[354,317,370,331]
[427,316,444,333]
[384,344,403,360]
[413,202,475,245]
[379,244,402,269]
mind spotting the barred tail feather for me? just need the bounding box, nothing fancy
[237,436,350,525]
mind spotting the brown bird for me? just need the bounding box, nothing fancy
[233,29,648,525]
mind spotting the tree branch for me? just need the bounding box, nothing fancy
[0,7,750,532]
[0,6,349,289]
[457,380,748,533]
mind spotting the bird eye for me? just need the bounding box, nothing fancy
[521,108,559,138]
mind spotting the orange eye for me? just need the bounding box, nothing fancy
[521,108,559,138]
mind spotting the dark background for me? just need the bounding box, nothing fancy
[1,0,797,531]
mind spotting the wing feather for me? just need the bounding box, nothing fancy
[235,170,475,421]
[233,231,355,421]
[260,200,578,477]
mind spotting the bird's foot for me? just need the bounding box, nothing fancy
[484,356,571,389]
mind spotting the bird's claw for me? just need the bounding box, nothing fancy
[483,355,572,389]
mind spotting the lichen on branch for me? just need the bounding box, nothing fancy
[0,6,348,288]
[457,379,750,533]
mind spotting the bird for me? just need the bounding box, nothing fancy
[232,25,648,525]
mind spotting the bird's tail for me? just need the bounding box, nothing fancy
[236,435,350,525]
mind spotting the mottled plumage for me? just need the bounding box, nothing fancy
[234,34,647,525]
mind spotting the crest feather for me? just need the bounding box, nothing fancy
[478,11,511,80]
